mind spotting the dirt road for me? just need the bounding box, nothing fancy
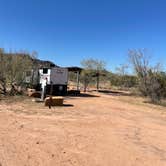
[0,92,166,166]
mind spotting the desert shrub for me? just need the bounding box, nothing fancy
[0,48,33,95]
[128,49,166,103]
[109,73,138,89]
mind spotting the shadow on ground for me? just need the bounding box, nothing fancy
[96,90,132,96]
[45,104,74,109]
[67,93,100,98]
[143,100,166,107]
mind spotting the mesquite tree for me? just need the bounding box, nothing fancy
[128,49,166,103]
[81,58,106,91]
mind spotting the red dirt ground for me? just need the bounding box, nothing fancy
[0,92,166,166]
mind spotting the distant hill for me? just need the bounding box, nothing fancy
[31,58,59,68]
[2,51,59,69]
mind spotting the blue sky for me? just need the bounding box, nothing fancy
[0,0,166,71]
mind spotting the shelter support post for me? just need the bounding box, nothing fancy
[76,71,80,91]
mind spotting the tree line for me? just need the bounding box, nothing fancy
[0,48,166,104]
[79,49,166,104]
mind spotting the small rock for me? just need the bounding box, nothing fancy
[36,141,39,144]
[20,124,24,129]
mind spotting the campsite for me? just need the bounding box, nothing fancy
[1,0,166,165]
[0,42,166,166]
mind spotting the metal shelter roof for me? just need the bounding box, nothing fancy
[67,66,83,72]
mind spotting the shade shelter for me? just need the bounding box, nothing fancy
[67,66,83,91]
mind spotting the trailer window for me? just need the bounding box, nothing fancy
[43,68,48,74]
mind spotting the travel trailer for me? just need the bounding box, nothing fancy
[24,60,82,97]
[39,67,68,96]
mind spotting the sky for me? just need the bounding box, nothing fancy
[0,0,166,72]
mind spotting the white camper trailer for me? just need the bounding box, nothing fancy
[39,67,68,96]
